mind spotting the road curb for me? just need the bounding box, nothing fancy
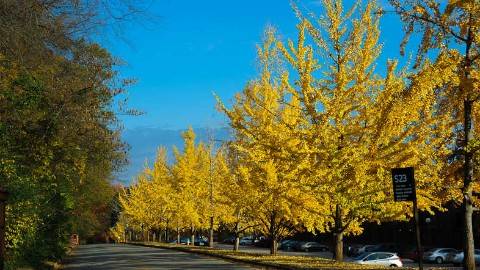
[129,242,292,270]
[128,242,403,270]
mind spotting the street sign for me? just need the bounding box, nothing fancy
[391,167,423,270]
[391,167,415,202]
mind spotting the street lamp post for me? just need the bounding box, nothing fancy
[0,188,9,270]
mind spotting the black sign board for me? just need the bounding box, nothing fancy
[391,167,415,202]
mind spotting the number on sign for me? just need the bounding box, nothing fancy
[394,174,407,183]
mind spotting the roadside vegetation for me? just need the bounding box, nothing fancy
[113,1,480,269]
[0,0,144,269]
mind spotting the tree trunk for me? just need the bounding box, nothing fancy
[165,227,168,243]
[334,204,344,261]
[334,232,344,261]
[269,211,278,255]
[270,239,278,255]
[233,222,240,252]
[190,226,195,246]
[176,228,180,245]
[209,216,214,247]
[463,100,475,270]
[234,236,240,251]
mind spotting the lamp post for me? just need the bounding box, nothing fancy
[0,188,9,270]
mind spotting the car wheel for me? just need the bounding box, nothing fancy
[389,264,398,267]
[435,257,443,264]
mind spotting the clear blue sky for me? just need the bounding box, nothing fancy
[102,0,413,182]
[105,0,406,130]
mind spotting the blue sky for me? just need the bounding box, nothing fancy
[102,0,412,182]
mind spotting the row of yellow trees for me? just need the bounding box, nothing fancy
[112,128,258,251]
[114,0,480,266]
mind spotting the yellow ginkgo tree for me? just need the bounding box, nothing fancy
[218,0,454,260]
[388,0,480,268]
[170,127,212,245]
[216,144,260,252]
[116,147,175,242]
[278,0,453,261]
[218,29,325,255]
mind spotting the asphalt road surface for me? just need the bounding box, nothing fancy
[64,244,263,270]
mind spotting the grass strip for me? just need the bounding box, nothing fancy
[131,242,413,270]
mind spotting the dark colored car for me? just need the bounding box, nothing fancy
[222,236,236,244]
[345,244,362,256]
[369,243,401,253]
[279,240,299,251]
[295,241,330,252]
[169,236,207,246]
[399,246,433,262]
[169,237,191,245]
[350,244,377,256]
[253,238,271,248]
[194,237,208,246]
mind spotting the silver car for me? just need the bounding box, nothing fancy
[239,236,256,245]
[423,248,458,264]
[447,249,480,266]
[352,252,403,267]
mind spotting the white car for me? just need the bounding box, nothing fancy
[423,248,458,264]
[352,252,403,267]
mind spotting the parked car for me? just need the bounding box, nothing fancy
[351,244,376,256]
[279,240,299,251]
[169,236,207,246]
[295,241,330,252]
[345,244,362,256]
[239,236,256,245]
[448,249,480,266]
[351,252,403,267]
[369,243,401,253]
[169,237,192,245]
[253,238,271,248]
[423,248,458,264]
[222,236,236,244]
[194,236,209,246]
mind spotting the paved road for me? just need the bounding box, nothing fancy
[64,244,263,270]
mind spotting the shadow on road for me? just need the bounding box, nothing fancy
[64,244,260,270]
